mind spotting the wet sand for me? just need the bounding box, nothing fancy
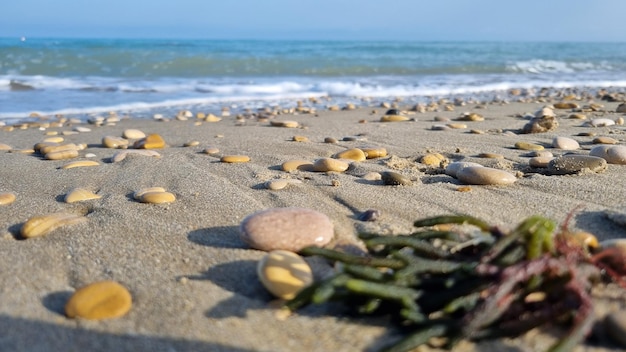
[1,97,626,351]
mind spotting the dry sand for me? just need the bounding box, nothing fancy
[1,98,626,351]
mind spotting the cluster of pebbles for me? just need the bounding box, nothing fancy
[2,91,626,348]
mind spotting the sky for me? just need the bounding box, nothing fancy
[1,0,626,42]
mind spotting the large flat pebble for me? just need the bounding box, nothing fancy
[457,166,516,185]
[65,281,132,320]
[240,207,334,251]
[257,250,313,299]
[548,155,607,174]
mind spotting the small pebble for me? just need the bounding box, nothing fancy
[589,118,615,127]
[312,158,349,172]
[265,180,290,190]
[590,145,626,164]
[445,162,484,178]
[334,148,366,162]
[360,147,387,159]
[0,192,16,205]
[592,136,618,145]
[0,143,12,150]
[221,155,250,163]
[381,171,413,186]
[323,137,338,144]
[529,156,553,168]
[446,123,467,129]
[420,153,448,167]
[456,166,516,185]
[133,187,167,200]
[552,136,579,150]
[457,186,472,192]
[184,141,200,147]
[281,159,314,172]
[74,126,91,133]
[112,149,160,162]
[456,112,484,121]
[514,141,544,151]
[477,153,504,159]
[292,135,309,142]
[65,281,132,320]
[102,136,130,149]
[61,160,100,169]
[203,147,220,155]
[257,250,313,300]
[45,149,79,160]
[270,120,299,128]
[21,212,87,238]
[65,188,102,203]
[362,172,382,181]
[548,155,607,174]
[531,151,553,158]
[123,129,146,139]
[380,113,410,122]
[568,113,587,120]
[134,134,166,149]
[44,136,64,143]
[240,207,334,251]
[553,102,578,109]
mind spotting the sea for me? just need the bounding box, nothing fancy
[2,38,626,122]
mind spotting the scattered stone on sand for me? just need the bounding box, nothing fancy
[445,162,484,178]
[535,107,556,118]
[568,113,587,120]
[446,123,467,129]
[334,148,366,162]
[221,155,250,163]
[456,166,516,185]
[521,116,558,133]
[324,137,338,144]
[590,145,626,164]
[312,158,349,172]
[605,310,626,347]
[0,143,11,150]
[380,109,410,122]
[514,141,544,151]
[588,118,615,127]
[281,159,314,172]
[532,151,553,158]
[592,137,618,145]
[616,103,626,113]
[111,149,160,162]
[64,188,102,203]
[420,153,448,167]
[239,207,334,251]
[360,147,387,159]
[265,179,302,191]
[102,136,130,149]
[0,192,16,205]
[477,153,504,159]
[529,156,553,168]
[456,112,484,121]
[20,212,87,239]
[60,160,100,169]
[133,134,166,149]
[547,155,607,175]
[45,149,79,160]
[292,135,309,142]
[362,172,382,181]
[183,140,199,147]
[270,120,299,128]
[65,280,132,320]
[133,187,176,204]
[553,102,579,109]
[123,129,146,139]
[43,136,64,143]
[552,136,579,150]
[73,126,91,133]
[381,171,413,186]
[256,250,313,300]
[203,147,219,155]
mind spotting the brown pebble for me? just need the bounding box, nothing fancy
[184,141,200,147]
[514,141,544,151]
[323,137,338,144]
[456,112,484,121]
[593,136,618,145]
[457,186,472,192]
[0,192,16,205]
[270,120,299,128]
[421,153,448,167]
[45,149,79,160]
[548,155,607,174]
[477,153,504,159]
[102,136,130,149]
[221,155,250,163]
[381,171,413,186]
[312,158,349,172]
[65,281,132,320]
[553,102,579,109]
[292,135,309,142]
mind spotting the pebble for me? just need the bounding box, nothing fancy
[0,143,11,150]
[205,114,222,122]
[45,149,79,160]
[529,156,553,168]
[446,123,467,129]
[381,171,413,186]
[102,136,130,149]
[535,107,556,118]
[292,135,309,142]
[240,207,334,251]
[568,113,587,120]
[617,103,626,113]
[589,118,615,127]
[380,109,410,122]
[74,126,91,133]
[312,158,349,172]
[65,281,132,320]
[133,134,166,149]
[123,129,146,139]
[111,149,161,162]
[21,212,87,239]
[592,136,618,145]
[65,188,102,203]
[203,147,220,155]
[138,191,176,204]
[362,172,382,181]
[553,102,578,109]
[334,148,366,162]
[44,136,64,143]
[457,112,484,121]
[515,141,544,151]
[420,153,448,167]
[257,250,313,300]
[184,140,200,147]
[590,145,626,164]
[548,155,607,174]
[133,187,167,200]
[431,125,451,131]
[532,151,553,158]
[281,159,314,172]
[270,120,299,128]
[323,137,338,144]
[360,147,387,159]
[445,162,484,177]
[456,166,516,185]
[477,153,504,159]
[0,192,16,205]
[605,310,626,348]
[552,136,579,150]
[522,116,558,133]
[265,180,289,190]
[61,160,100,169]
[220,155,250,163]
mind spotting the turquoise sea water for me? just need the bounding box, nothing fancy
[1,38,626,120]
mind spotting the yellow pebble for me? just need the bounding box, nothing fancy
[134,134,166,149]
[45,149,79,160]
[380,114,410,122]
[334,148,366,162]
[61,160,100,169]
[312,158,349,172]
[257,250,313,300]
[138,191,176,204]
[43,136,64,143]
[204,114,222,122]
[65,281,132,320]
[281,159,314,172]
[514,141,544,151]
[21,212,87,238]
[65,188,102,203]
[360,147,387,159]
[292,135,309,142]
[102,136,130,149]
[270,120,299,128]
[0,143,12,151]
[133,187,167,200]
[40,143,80,155]
[0,192,16,205]
[421,153,447,167]
[184,141,200,147]
[221,155,250,163]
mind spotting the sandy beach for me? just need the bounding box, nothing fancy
[2,96,626,351]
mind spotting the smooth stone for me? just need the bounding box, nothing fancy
[203,147,220,154]
[45,149,79,160]
[139,191,176,204]
[123,129,146,139]
[548,155,607,174]
[334,148,366,162]
[381,171,412,186]
[605,310,626,348]
[312,158,349,172]
[40,143,82,154]
[522,116,558,133]
[431,124,451,131]
[420,153,447,167]
[205,114,222,122]
[65,188,102,203]
[265,180,290,190]
[103,136,130,149]
[532,151,554,158]
[535,107,556,117]
[515,141,544,151]
[0,192,16,205]
[568,113,587,120]
[360,147,387,159]
[456,166,516,185]
[380,114,410,122]
[43,136,64,143]
[0,143,12,150]
[221,155,250,163]
[477,153,504,159]
[74,126,91,133]
[133,134,166,149]
[590,145,626,164]
[240,207,334,251]
[281,159,314,172]
[456,112,484,121]
[362,172,382,181]
[445,162,484,177]
[184,140,200,147]
[553,102,578,109]
[65,281,132,320]
[446,123,467,129]
[270,120,299,128]
[111,150,160,162]
[323,137,338,144]
[133,187,167,200]
[257,250,313,300]
[552,136,579,150]
[593,136,618,145]
[617,103,626,113]
[20,212,87,238]
[529,156,553,168]
[61,160,100,169]
[589,118,615,127]
[292,135,309,142]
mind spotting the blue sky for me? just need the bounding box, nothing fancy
[2,0,625,41]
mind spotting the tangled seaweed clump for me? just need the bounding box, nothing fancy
[286,214,626,352]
